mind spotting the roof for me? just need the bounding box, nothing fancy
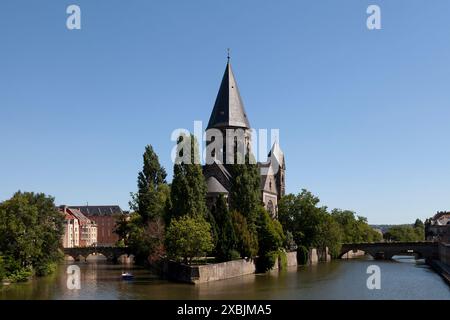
[206,176,229,194]
[267,142,285,168]
[66,208,94,225]
[207,62,250,129]
[69,205,123,216]
[433,211,450,219]
[215,160,232,181]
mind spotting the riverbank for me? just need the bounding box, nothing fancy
[429,260,450,286]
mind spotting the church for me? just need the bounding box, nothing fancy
[202,59,286,218]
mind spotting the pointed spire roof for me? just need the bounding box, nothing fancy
[207,61,250,129]
[268,141,285,168]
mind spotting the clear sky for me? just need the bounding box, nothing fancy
[1,0,449,224]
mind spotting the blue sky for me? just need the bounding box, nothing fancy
[1,0,449,224]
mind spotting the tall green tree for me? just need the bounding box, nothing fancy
[231,211,258,258]
[0,192,64,280]
[229,153,261,233]
[130,145,169,223]
[212,195,237,262]
[169,134,207,221]
[255,206,285,271]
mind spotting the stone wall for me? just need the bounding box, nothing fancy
[272,251,298,270]
[163,259,256,284]
[308,248,318,265]
[285,251,298,267]
[439,242,450,266]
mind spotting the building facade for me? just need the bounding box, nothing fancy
[69,205,123,246]
[425,211,450,243]
[60,206,97,248]
[62,211,79,248]
[203,61,286,218]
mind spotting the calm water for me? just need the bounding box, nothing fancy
[1,256,449,300]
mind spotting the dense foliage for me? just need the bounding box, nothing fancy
[0,192,64,282]
[331,209,382,243]
[384,219,424,242]
[118,145,169,264]
[169,135,208,221]
[212,195,238,262]
[230,210,258,258]
[278,189,382,258]
[229,153,260,234]
[255,207,285,271]
[130,145,168,223]
[165,215,214,264]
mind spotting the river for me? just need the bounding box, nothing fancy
[1,256,449,300]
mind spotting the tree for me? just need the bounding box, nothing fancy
[278,189,380,258]
[0,192,64,280]
[229,153,261,233]
[414,218,424,229]
[212,195,237,262]
[255,207,285,271]
[331,209,382,244]
[130,145,169,223]
[316,212,342,257]
[230,211,258,258]
[169,134,207,221]
[165,215,214,264]
[278,190,326,249]
[123,145,170,264]
[384,221,425,242]
[0,256,5,282]
[256,207,284,254]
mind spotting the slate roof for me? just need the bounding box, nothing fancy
[207,62,250,129]
[68,205,123,216]
[206,176,229,194]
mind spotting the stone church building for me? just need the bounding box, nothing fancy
[203,60,286,217]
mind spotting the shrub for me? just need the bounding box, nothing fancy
[297,245,309,265]
[278,250,288,270]
[0,256,5,282]
[34,262,58,277]
[229,250,242,261]
[165,215,214,264]
[256,251,278,272]
[7,267,32,282]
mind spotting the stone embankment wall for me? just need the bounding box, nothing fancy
[163,248,331,284]
[439,243,450,266]
[163,259,256,284]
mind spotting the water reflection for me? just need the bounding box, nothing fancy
[1,257,449,300]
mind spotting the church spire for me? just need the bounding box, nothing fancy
[206,59,250,130]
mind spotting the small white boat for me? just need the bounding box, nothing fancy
[121,272,134,280]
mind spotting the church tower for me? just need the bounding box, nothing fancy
[205,59,252,166]
[203,57,286,216]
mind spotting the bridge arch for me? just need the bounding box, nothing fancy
[63,247,131,263]
[339,242,438,261]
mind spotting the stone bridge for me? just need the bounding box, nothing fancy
[63,247,131,262]
[339,242,439,261]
